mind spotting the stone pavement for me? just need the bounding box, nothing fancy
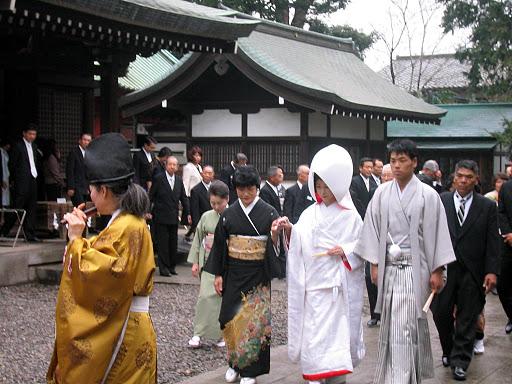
[178,293,512,384]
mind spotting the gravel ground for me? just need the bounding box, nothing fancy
[0,283,288,384]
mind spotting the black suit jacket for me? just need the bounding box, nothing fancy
[133,149,156,188]
[149,173,190,225]
[190,182,210,227]
[283,182,314,224]
[499,180,512,258]
[259,182,283,216]
[66,146,88,196]
[441,191,500,291]
[219,163,237,204]
[10,140,39,194]
[349,174,377,219]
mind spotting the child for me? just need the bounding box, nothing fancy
[287,145,365,384]
[187,180,230,348]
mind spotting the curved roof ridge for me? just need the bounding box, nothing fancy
[218,5,356,53]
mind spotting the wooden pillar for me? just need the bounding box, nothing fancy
[365,117,371,156]
[300,111,309,165]
[83,88,94,134]
[100,54,119,133]
[241,113,248,154]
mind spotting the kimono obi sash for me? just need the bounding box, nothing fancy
[228,235,267,261]
[385,247,412,267]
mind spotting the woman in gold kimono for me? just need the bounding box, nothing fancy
[47,133,157,384]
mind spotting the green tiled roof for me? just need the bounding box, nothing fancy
[388,103,512,138]
[38,0,259,41]
[119,50,187,91]
[120,20,446,122]
[235,29,445,122]
[416,141,496,150]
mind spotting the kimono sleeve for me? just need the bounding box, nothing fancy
[204,214,229,276]
[187,213,205,264]
[422,192,456,271]
[287,224,306,363]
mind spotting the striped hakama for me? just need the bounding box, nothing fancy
[374,251,434,384]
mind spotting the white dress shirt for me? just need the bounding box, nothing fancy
[360,174,370,192]
[142,147,153,163]
[454,191,473,222]
[202,181,211,191]
[23,138,37,178]
[166,172,175,190]
[79,145,85,157]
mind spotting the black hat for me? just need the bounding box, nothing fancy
[85,133,134,184]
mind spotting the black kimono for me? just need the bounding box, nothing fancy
[204,198,279,378]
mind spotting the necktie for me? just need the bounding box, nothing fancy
[27,143,37,178]
[169,177,174,190]
[457,196,466,226]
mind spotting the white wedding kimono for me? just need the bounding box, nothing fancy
[288,201,365,381]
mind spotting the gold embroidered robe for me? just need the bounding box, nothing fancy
[47,213,156,384]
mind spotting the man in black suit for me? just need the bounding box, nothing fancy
[498,175,512,336]
[190,165,214,230]
[66,133,91,207]
[149,156,190,276]
[259,165,286,216]
[133,136,157,191]
[350,157,379,326]
[259,165,286,278]
[283,164,314,224]
[417,159,438,188]
[151,146,172,181]
[1,124,40,241]
[219,152,247,204]
[433,160,499,381]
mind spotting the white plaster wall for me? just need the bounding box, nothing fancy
[370,119,385,140]
[192,110,241,137]
[248,108,300,137]
[331,115,366,139]
[308,112,327,137]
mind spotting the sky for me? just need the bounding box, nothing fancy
[325,0,471,71]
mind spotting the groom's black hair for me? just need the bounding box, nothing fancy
[387,139,418,160]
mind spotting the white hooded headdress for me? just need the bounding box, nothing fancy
[308,144,356,210]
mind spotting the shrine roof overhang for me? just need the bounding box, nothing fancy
[119,24,446,124]
[0,0,259,55]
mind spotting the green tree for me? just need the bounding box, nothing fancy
[308,19,377,57]
[439,0,512,99]
[192,0,349,28]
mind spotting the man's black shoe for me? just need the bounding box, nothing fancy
[170,269,178,276]
[160,268,170,277]
[442,355,450,367]
[27,237,42,243]
[452,366,466,381]
[506,320,512,334]
[367,318,380,328]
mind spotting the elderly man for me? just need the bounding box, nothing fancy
[418,160,439,188]
[149,156,191,276]
[66,132,92,207]
[381,163,394,183]
[190,165,215,232]
[259,165,286,216]
[433,160,499,381]
[372,158,384,186]
[283,164,314,224]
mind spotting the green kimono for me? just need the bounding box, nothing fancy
[187,209,222,339]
